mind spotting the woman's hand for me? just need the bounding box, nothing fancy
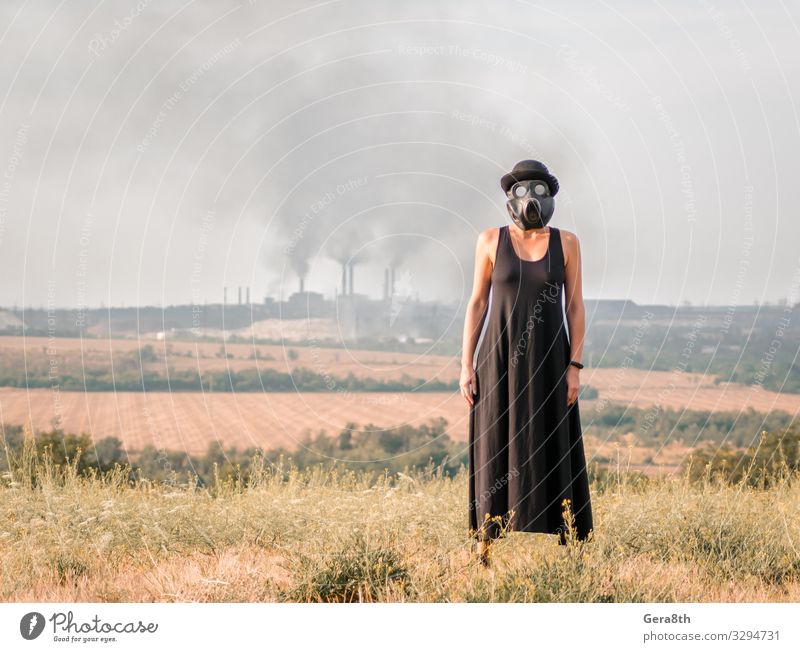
[460,364,478,406]
[566,365,580,406]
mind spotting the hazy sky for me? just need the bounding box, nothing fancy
[1,0,799,309]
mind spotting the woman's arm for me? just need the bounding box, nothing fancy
[562,230,585,405]
[460,228,494,406]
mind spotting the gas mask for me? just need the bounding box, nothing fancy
[506,179,555,230]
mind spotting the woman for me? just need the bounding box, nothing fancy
[460,160,594,566]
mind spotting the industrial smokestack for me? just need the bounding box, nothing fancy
[238,286,242,305]
[299,277,305,293]
[341,264,347,297]
[223,286,227,305]
[390,267,395,297]
[383,268,389,301]
[246,286,250,304]
[348,263,354,296]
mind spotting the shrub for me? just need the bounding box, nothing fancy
[282,533,412,602]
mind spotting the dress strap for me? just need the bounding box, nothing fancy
[548,226,564,273]
[499,224,512,266]
[494,225,508,267]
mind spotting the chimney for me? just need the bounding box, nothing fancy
[238,286,242,305]
[223,286,227,305]
[348,263,354,296]
[341,264,347,297]
[299,277,305,293]
[246,286,250,304]
[390,267,395,297]
[383,267,389,301]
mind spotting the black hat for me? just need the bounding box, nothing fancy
[500,159,559,196]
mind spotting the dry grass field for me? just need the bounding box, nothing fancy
[0,388,695,474]
[0,388,464,455]
[0,335,795,467]
[3,335,799,413]
[2,337,797,602]
[0,334,459,383]
[1,447,799,602]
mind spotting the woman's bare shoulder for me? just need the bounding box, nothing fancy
[556,228,581,266]
[477,226,503,266]
[557,227,580,243]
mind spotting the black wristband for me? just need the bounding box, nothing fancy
[569,360,584,369]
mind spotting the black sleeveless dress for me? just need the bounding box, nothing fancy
[468,224,594,544]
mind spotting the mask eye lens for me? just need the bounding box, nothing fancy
[534,183,547,196]
[513,185,527,198]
